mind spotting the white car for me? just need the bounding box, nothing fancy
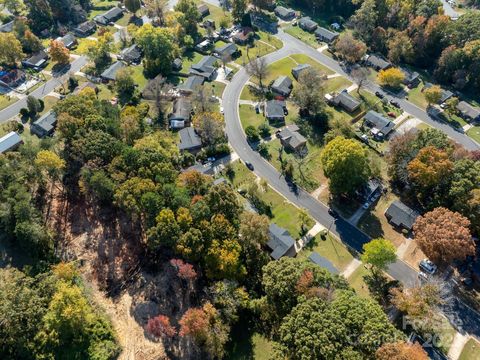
[220,106,224,114]
[419,259,437,275]
[418,272,429,282]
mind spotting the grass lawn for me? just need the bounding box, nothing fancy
[0,94,18,111]
[289,53,335,75]
[40,96,59,116]
[408,83,428,109]
[467,126,480,143]
[240,85,257,101]
[257,31,283,50]
[299,234,354,272]
[201,2,232,28]
[346,265,371,299]
[130,65,148,91]
[96,83,115,101]
[459,339,480,360]
[324,76,352,94]
[263,57,297,84]
[115,13,133,27]
[235,35,279,66]
[228,332,273,360]
[284,25,319,48]
[434,316,457,354]
[239,104,265,130]
[438,111,468,129]
[211,81,226,97]
[180,50,204,74]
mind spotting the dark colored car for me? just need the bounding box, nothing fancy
[328,208,338,217]
[375,91,384,99]
[245,162,254,171]
[390,99,401,108]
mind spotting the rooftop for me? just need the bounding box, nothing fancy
[101,61,125,81]
[31,111,57,137]
[309,252,339,274]
[271,75,293,96]
[268,223,295,260]
[0,131,22,154]
[457,101,480,120]
[314,27,339,42]
[385,200,419,230]
[215,42,238,57]
[364,110,394,135]
[265,100,286,119]
[178,127,202,151]
[332,91,361,112]
[366,54,391,70]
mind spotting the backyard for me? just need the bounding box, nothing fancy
[459,339,480,360]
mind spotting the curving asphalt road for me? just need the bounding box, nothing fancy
[0,56,88,123]
[223,29,480,337]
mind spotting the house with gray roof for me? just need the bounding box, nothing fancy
[0,131,22,154]
[291,63,311,80]
[365,54,391,71]
[189,55,217,80]
[22,50,48,70]
[0,20,14,33]
[274,6,296,20]
[423,83,453,104]
[385,200,419,231]
[118,44,142,64]
[57,33,77,49]
[179,75,205,94]
[214,42,239,59]
[271,75,293,97]
[94,7,124,25]
[330,91,361,113]
[31,111,57,138]
[100,61,125,82]
[265,100,287,123]
[315,27,339,43]
[401,68,420,88]
[364,110,394,139]
[173,58,183,71]
[278,124,307,153]
[298,17,318,32]
[169,97,192,128]
[309,252,339,274]
[74,20,96,37]
[456,101,480,122]
[267,223,296,260]
[178,127,202,153]
[197,4,210,18]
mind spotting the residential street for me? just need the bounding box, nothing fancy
[222,30,480,338]
[0,56,88,123]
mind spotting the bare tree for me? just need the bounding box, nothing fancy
[291,68,326,116]
[192,83,216,113]
[142,75,173,126]
[246,57,269,92]
[144,0,168,26]
[350,66,370,95]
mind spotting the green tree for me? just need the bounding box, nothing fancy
[231,0,247,23]
[292,67,326,116]
[174,0,200,38]
[361,238,397,273]
[0,32,24,66]
[125,0,141,15]
[424,85,443,106]
[114,177,156,215]
[205,183,242,224]
[245,125,259,142]
[26,95,42,118]
[147,208,180,249]
[115,67,136,105]
[320,136,371,195]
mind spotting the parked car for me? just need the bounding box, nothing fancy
[328,208,338,217]
[418,272,429,282]
[390,99,401,108]
[207,157,216,162]
[220,106,224,114]
[245,162,254,171]
[360,134,369,143]
[375,91,384,99]
[387,112,396,118]
[419,259,437,275]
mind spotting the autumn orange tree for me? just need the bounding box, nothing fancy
[146,315,177,339]
[49,39,70,65]
[376,341,428,360]
[413,207,475,264]
[407,146,453,191]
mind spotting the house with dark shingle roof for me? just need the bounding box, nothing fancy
[298,17,318,32]
[267,223,296,260]
[291,63,311,80]
[214,42,239,59]
[456,101,480,122]
[178,127,202,153]
[197,4,210,18]
[271,75,293,97]
[31,111,57,138]
[0,20,14,33]
[118,44,142,64]
[94,7,124,26]
[265,100,287,123]
[0,131,22,154]
[385,200,419,231]
[74,20,96,37]
[365,54,391,71]
[179,75,205,94]
[189,55,217,80]
[329,91,361,113]
[364,110,394,139]
[100,61,125,82]
[278,124,307,153]
[169,96,192,128]
[274,6,296,20]
[423,83,453,104]
[401,68,420,88]
[57,33,77,49]
[22,50,49,70]
[314,27,339,43]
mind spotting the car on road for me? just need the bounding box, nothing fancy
[390,99,401,108]
[328,208,338,217]
[220,106,224,114]
[362,201,370,210]
[245,162,254,171]
[419,258,437,275]
[375,91,384,99]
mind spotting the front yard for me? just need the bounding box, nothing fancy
[0,94,18,111]
[467,126,480,143]
[284,25,319,48]
[299,234,354,272]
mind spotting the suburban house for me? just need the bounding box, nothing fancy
[278,124,307,153]
[178,127,202,153]
[172,58,183,71]
[0,69,26,88]
[274,6,296,20]
[189,55,218,80]
[271,75,293,97]
[401,68,421,88]
[169,97,193,128]
[385,200,419,232]
[73,81,98,94]
[309,252,339,274]
[298,17,318,32]
[100,61,125,82]
[291,63,311,80]
[214,42,239,59]
[265,100,287,123]
[22,50,49,70]
[31,111,57,138]
[0,131,23,154]
[315,27,339,43]
[197,4,210,18]
[195,39,212,53]
[364,110,394,139]
[179,75,205,94]
[328,91,361,113]
[0,20,14,33]
[74,20,96,37]
[365,54,392,71]
[118,44,142,65]
[356,178,382,202]
[456,101,480,122]
[93,7,124,26]
[232,28,253,45]
[267,223,296,260]
[423,82,453,104]
[57,33,77,49]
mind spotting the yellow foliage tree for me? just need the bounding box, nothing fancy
[377,67,405,88]
[49,40,70,65]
